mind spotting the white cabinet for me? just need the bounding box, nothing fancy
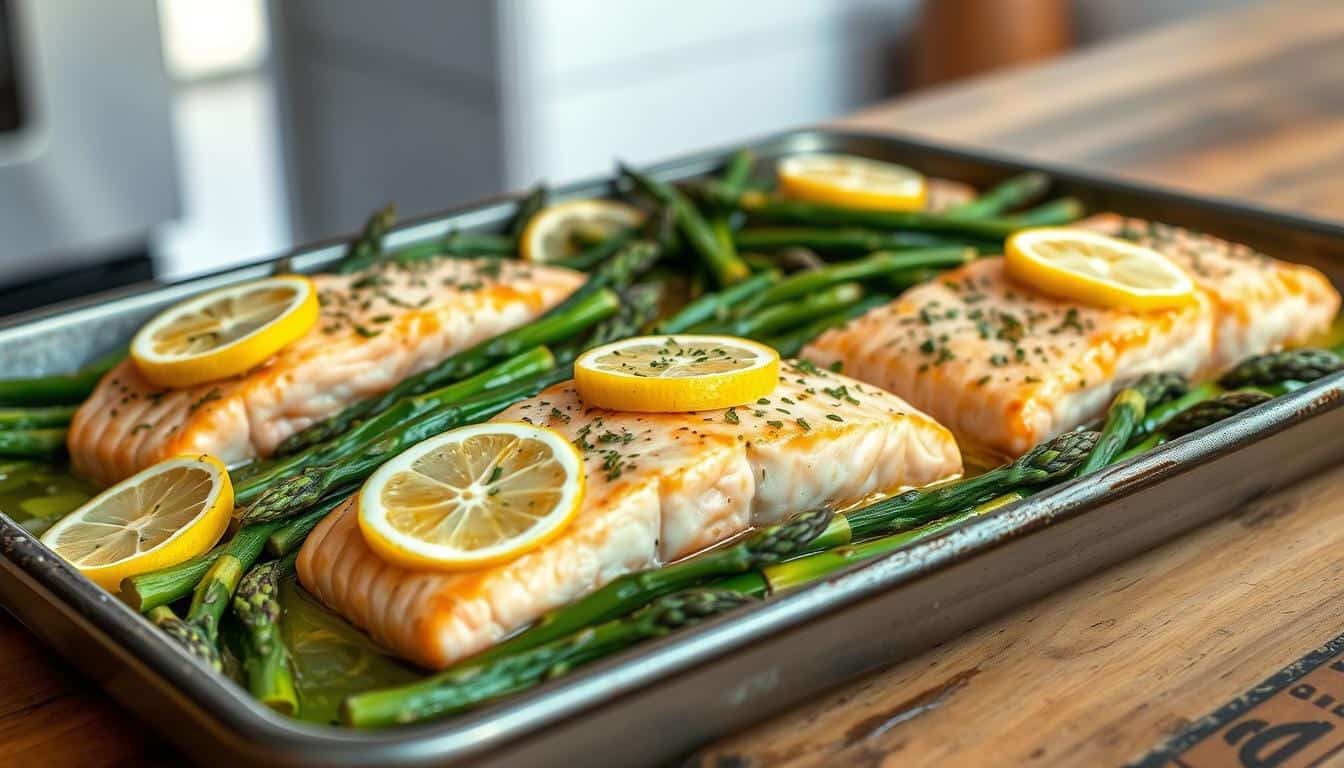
[271,0,915,240]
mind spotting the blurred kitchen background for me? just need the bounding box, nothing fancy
[0,0,1253,316]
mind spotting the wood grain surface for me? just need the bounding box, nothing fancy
[5,1,1344,765]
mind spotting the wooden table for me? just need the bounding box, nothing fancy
[6,1,1344,765]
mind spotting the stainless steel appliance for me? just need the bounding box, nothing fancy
[0,0,178,312]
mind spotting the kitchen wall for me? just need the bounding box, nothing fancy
[157,0,1261,278]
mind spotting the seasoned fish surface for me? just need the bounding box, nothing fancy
[803,219,1339,460]
[298,362,962,668]
[69,259,583,485]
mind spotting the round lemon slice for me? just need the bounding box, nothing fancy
[521,199,646,263]
[357,422,585,571]
[131,275,320,388]
[40,455,233,591]
[1005,228,1197,311]
[574,335,780,412]
[778,153,927,211]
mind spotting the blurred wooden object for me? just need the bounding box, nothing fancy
[914,0,1074,87]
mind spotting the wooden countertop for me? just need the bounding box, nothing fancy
[6,1,1344,765]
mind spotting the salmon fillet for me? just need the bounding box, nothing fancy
[297,361,962,669]
[802,218,1340,461]
[69,258,583,485]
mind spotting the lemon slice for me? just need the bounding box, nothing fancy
[574,335,780,412]
[1005,228,1197,311]
[357,422,585,571]
[520,199,646,263]
[131,275,320,388]
[778,153,927,211]
[40,455,233,591]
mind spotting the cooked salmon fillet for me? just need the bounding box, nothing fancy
[802,218,1340,461]
[69,258,584,485]
[1084,215,1340,369]
[297,361,962,669]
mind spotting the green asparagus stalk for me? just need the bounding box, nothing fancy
[555,282,665,362]
[185,555,245,646]
[121,519,285,612]
[233,554,300,715]
[342,588,756,727]
[619,164,750,286]
[1077,373,1189,475]
[729,283,864,338]
[704,185,1031,239]
[733,227,995,256]
[946,172,1051,219]
[552,228,636,271]
[1218,348,1343,388]
[744,247,973,310]
[653,270,780,334]
[761,295,891,357]
[0,404,78,430]
[334,205,397,274]
[277,242,655,455]
[1135,382,1221,438]
[391,231,516,264]
[510,184,548,245]
[265,494,351,557]
[241,367,574,523]
[707,150,755,285]
[148,606,221,671]
[1004,197,1086,227]
[441,430,1097,671]
[722,491,1026,596]
[1162,390,1273,438]
[0,347,126,406]
[0,428,67,458]
[233,347,557,504]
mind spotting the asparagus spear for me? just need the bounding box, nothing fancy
[733,227,995,256]
[946,172,1051,219]
[707,150,755,285]
[1135,382,1221,439]
[148,606,221,671]
[233,347,557,504]
[342,589,756,727]
[121,519,286,612]
[334,205,397,274]
[1004,197,1086,227]
[0,428,67,458]
[703,185,1030,239]
[0,404,78,430]
[276,241,655,455]
[182,554,245,657]
[653,270,780,334]
[241,367,574,523]
[1162,390,1273,437]
[441,430,1097,670]
[265,494,351,557]
[510,184,548,245]
[0,347,126,406]
[1218,348,1343,388]
[1077,373,1189,475]
[619,164,750,286]
[391,231,516,265]
[233,554,300,715]
[555,282,665,362]
[743,247,973,311]
[552,228,635,271]
[729,283,864,338]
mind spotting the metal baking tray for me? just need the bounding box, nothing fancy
[3,129,1344,767]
